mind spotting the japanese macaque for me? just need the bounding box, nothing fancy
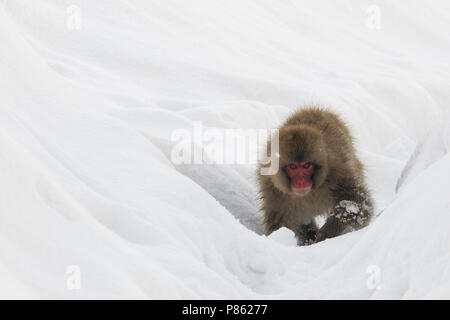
[258,107,373,245]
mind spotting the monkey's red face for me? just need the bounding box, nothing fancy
[285,161,315,196]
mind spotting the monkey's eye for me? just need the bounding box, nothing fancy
[303,162,312,169]
[289,164,298,170]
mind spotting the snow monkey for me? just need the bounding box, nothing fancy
[258,107,373,245]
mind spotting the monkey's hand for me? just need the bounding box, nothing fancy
[316,197,373,243]
[297,222,318,246]
[329,179,374,231]
[330,199,371,228]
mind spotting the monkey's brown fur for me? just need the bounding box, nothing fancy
[258,107,373,245]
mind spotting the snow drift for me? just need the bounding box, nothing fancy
[1,0,450,299]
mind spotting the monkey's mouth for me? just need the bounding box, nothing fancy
[292,185,312,196]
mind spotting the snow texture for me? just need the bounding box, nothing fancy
[1,0,450,299]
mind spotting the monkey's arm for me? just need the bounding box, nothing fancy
[263,205,285,236]
[316,178,373,242]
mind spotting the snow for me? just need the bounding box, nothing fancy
[1,0,450,299]
[268,227,297,247]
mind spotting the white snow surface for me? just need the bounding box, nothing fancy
[1,0,450,299]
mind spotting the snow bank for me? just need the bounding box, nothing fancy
[1,0,450,298]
